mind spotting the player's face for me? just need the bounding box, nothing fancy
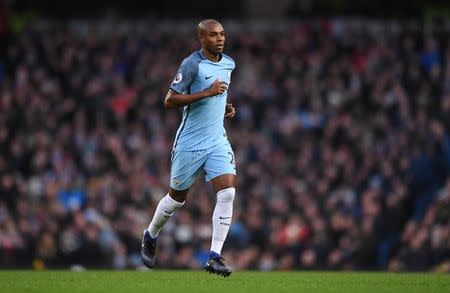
[202,23,225,55]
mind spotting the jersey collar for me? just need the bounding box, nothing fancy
[199,49,222,62]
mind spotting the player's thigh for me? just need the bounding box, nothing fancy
[204,143,236,184]
[168,187,190,203]
[170,149,207,191]
[210,174,236,193]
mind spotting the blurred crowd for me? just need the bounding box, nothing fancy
[0,19,450,271]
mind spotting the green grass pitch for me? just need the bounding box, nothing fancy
[0,271,449,293]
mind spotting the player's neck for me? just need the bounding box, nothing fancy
[201,49,221,62]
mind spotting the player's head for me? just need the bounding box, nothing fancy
[197,19,225,55]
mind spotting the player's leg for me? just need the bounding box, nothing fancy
[203,143,236,276]
[142,150,205,268]
[210,173,235,256]
[146,188,189,239]
[141,187,188,268]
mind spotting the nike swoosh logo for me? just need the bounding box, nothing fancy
[219,216,231,219]
[205,76,213,79]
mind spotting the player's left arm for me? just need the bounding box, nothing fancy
[225,102,235,119]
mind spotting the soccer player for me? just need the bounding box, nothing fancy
[141,19,236,277]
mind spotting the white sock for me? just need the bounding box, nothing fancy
[147,194,184,238]
[210,187,235,255]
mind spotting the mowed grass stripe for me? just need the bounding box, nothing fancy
[0,271,448,293]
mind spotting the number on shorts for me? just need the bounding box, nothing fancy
[228,151,235,166]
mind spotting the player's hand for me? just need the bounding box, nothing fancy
[225,103,235,119]
[206,79,228,96]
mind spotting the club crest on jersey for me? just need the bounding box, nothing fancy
[173,72,182,84]
[171,178,181,188]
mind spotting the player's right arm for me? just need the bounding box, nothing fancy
[164,79,228,109]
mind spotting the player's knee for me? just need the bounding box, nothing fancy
[217,187,235,203]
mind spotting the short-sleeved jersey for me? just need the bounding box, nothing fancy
[169,50,235,151]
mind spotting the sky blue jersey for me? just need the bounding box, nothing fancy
[169,50,235,151]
